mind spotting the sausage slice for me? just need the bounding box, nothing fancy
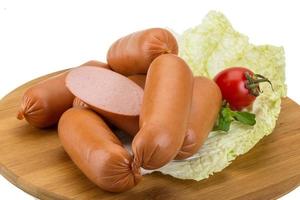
[66,66,143,136]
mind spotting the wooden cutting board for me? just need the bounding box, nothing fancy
[0,71,299,200]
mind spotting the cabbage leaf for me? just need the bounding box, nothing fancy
[143,11,286,181]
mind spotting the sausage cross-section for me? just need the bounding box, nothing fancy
[73,74,146,108]
[66,66,144,136]
[175,77,222,160]
[132,54,194,170]
[107,28,178,75]
[58,108,141,192]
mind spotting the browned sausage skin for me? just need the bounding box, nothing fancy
[17,60,109,128]
[58,108,141,192]
[128,75,146,89]
[66,66,143,136]
[175,77,222,160]
[107,28,178,75]
[132,54,194,170]
[17,71,74,128]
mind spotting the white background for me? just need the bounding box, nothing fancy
[0,0,299,199]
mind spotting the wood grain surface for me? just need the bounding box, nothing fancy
[0,71,299,200]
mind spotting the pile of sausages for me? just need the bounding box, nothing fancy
[17,28,222,192]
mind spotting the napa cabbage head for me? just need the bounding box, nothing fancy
[143,11,286,180]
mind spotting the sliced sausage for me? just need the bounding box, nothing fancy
[132,54,194,170]
[175,77,222,160]
[73,74,145,108]
[58,108,141,192]
[17,60,108,128]
[66,66,143,136]
[107,28,178,75]
[74,60,111,108]
[106,76,145,136]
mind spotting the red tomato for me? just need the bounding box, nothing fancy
[214,67,271,111]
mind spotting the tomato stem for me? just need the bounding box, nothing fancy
[246,83,259,89]
[253,74,274,91]
[244,72,274,96]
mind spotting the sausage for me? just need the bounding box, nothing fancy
[17,60,108,128]
[58,108,141,192]
[66,66,143,136]
[73,61,111,108]
[175,77,222,160]
[100,75,146,136]
[127,75,146,89]
[132,54,194,170]
[107,28,178,75]
[72,74,146,136]
[17,71,74,128]
[73,74,146,108]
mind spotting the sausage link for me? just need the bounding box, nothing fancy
[58,108,141,192]
[132,54,194,170]
[17,71,74,128]
[107,28,178,75]
[175,77,222,160]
